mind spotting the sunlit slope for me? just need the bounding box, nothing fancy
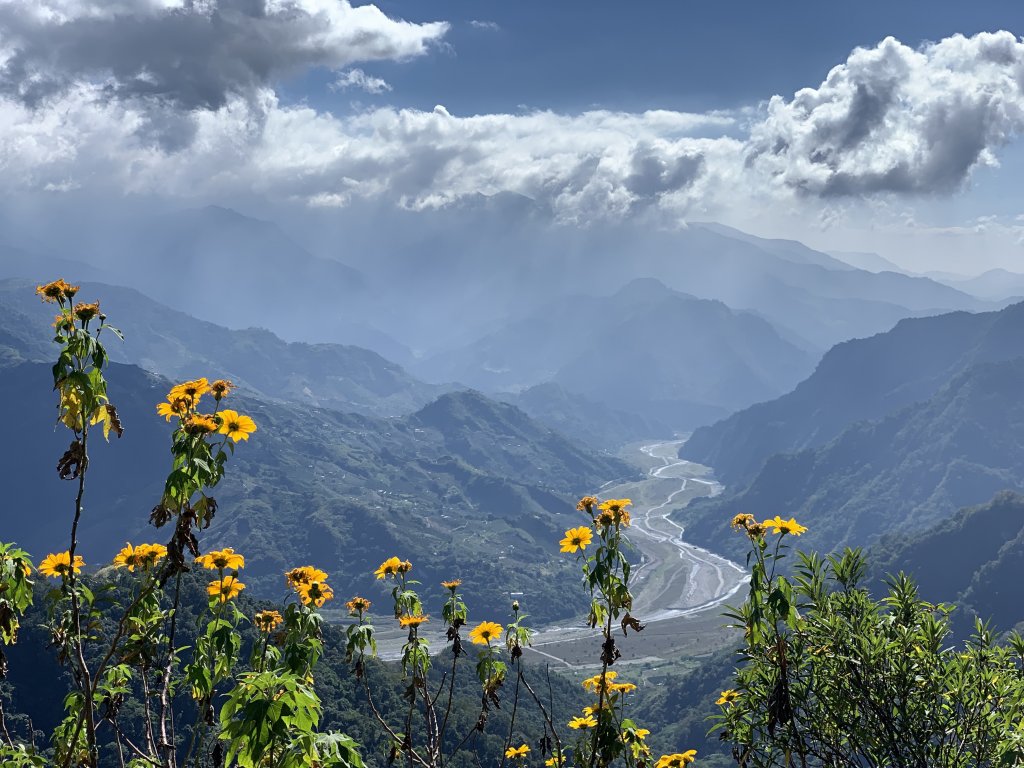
[683,301,1024,485]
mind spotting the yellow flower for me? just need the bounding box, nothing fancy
[113,543,141,571]
[208,575,245,603]
[73,302,100,322]
[597,498,632,528]
[254,610,283,632]
[297,580,334,607]
[582,670,617,692]
[137,543,167,567]
[183,414,218,435]
[568,715,597,729]
[576,495,598,513]
[217,409,257,442]
[762,516,808,536]
[559,526,593,553]
[195,548,245,571]
[113,542,166,572]
[36,279,79,303]
[399,614,429,628]
[169,378,210,406]
[346,596,371,614]
[624,728,650,742]
[286,566,328,589]
[53,313,75,332]
[211,379,234,400]
[505,745,529,759]
[374,556,403,579]
[441,579,462,590]
[655,751,697,768]
[716,689,740,706]
[397,559,412,574]
[746,523,767,539]
[156,397,189,421]
[468,621,504,645]
[611,682,637,694]
[730,513,755,531]
[545,754,565,767]
[39,551,85,578]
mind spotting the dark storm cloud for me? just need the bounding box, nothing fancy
[0,0,448,110]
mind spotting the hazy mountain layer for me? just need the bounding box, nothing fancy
[940,269,1024,302]
[10,204,992,365]
[40,205,411,361]
[0,278,450,418]
[499,382,669,450]
[419,278,815,428]
[683,302,1024,485]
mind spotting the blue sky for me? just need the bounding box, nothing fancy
[279,1,1022,115]
[1,1,1023,273]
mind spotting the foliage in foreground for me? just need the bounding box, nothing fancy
[721,514,1024,767]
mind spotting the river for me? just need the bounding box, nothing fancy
[374,439,746,665]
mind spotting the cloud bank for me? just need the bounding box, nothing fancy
[0,7,1022,224]
[748,32,1024,197]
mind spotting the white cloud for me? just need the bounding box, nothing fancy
[0,27,1023,231]
[0,82,741,221]
[331,68,392,94]
[747,31,1024,197]
[469,20,500,31]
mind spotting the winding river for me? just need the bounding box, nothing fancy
[375,439,747,665]
[522,440,746,665]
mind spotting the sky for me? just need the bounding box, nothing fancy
[1,0,1024,274]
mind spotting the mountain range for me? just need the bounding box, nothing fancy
[417,278,816,426]
[680,300,1024,560]
[8,203,998,371]
[0,278,448,418]
[871,490,1024,635]
[682,301,1024,485]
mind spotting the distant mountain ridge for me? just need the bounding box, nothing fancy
[70,205,410,361]
[939,269,1024,302]
[827,249,905,274]
[499,382,668,450]
[7,205,994,367]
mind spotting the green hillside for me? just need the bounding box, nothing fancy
[871,490,1024,634]
[3,360,636,624]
